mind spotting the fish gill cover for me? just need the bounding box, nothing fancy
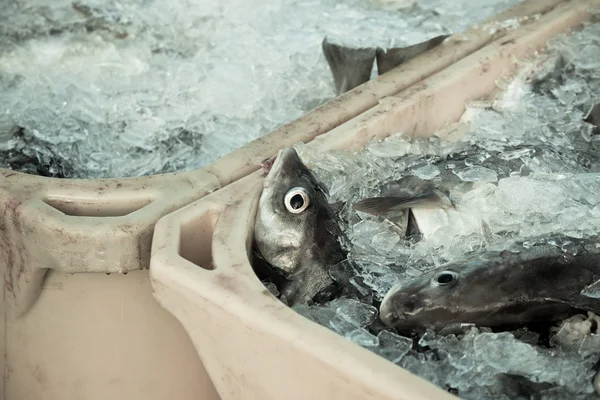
[0,0,520,178]
[286,22,600,399]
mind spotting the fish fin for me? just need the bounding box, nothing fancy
[375,34,450,75]
[322,37,376,95]
[581,279,600,299]
[405,209,422,241]
[584,102,600,128]
[353,190,451,215]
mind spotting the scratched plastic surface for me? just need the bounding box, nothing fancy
[291,22,600,399]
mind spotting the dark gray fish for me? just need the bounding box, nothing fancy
[379,235,600,336]
[254,148,346,306]
[321,38,376,96]
[321,35,448,95]
[375,34,449,75]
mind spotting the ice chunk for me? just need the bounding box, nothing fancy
[356,266,404,302]
[550,313,600,359]
[371,229,401,254]
[350,219,403,255]
[453,166,498,183]
[334,298,377,328]
[412,328,600,397]
[370,330,413,364]
[345,328,379,347]
[292,298,378,337]
[367,135,413,158]
[328,315,361,335]
[495,176,565,214]
[410,164,441,180]
[291,303,336,327]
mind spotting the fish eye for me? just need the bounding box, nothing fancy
[284,187,311,214]
[431,270,458,287]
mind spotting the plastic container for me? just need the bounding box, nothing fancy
[0,170,222,400]
[0,0,563,398]
[149,1,600,399]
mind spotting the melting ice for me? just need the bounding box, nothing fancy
[291,21,600,400]
[0,0,521,178]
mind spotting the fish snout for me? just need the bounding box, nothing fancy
[379,296,404,327]
[379,284,424,329]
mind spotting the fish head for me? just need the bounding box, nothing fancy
[254,147,339,285]
[379,256,488,335]
[379,237,600,335]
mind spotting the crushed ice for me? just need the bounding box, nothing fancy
[0,0,521,178]
[291,22,600,399]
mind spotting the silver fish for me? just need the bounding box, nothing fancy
[352,145,533,226]
[352,173,459,216]
[254,148,345,306]
[379,235,600,336]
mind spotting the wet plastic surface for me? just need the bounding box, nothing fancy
[149,1,600,399]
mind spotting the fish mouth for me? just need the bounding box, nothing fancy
[379,293,404,326]
[263,147,302,188]
[379,304,423,335]
[379,281,419,328]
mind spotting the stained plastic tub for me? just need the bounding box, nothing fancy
[149,1,600,399]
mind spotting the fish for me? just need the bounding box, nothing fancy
[352,174,459,216]
[352,141,539,217]
[375,34,449,75]
[322,38,376,96]
[351,143,541,241]
[494,373,555,400]
[378,235,600,336]
[322,35,449,96]
[253,147,346,306]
